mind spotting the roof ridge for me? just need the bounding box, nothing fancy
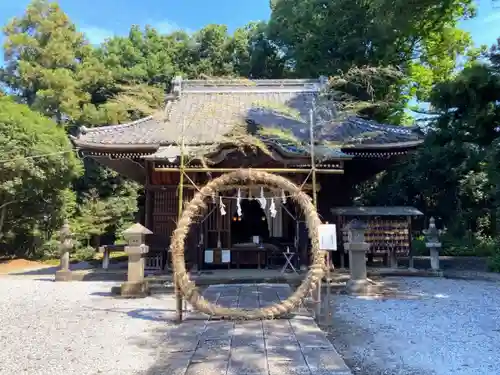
[79,116,155,134]
[176,76,329,94]
[182,78,321,85]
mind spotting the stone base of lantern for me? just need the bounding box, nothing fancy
[55,270,73,282]
[345,278,370,295]
[120,281,150,298]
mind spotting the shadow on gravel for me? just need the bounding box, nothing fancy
[397,256,489,271]
[326,313,436,375]
[85,305,179,322]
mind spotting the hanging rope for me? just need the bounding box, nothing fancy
[181,169,313,201]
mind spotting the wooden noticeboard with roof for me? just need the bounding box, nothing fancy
[331,206,424,268]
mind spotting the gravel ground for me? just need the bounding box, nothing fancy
[0,275,186,375]
[2,274,500,375]
[328,277,500,375]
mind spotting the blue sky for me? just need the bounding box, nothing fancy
[0,0,499,57]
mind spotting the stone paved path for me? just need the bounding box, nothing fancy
[160,283,351,375]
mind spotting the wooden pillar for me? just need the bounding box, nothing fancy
[407,216,414,269]
[145,189,153,229]
[145,161,153,230]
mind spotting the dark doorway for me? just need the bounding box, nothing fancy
[231,200,270,244]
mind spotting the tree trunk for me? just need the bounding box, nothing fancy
[0,201,16,241]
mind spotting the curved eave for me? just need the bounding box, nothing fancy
[70,137,160,153]
[341,140,424,152]
[145,142,353,166]
[69,136,422,161]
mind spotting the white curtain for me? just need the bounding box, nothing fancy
[236,187,283,238]
[264,190,283,237]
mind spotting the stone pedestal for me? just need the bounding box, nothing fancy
[423,217,443,272]
[121,245,150,297]
[427,243,442,271]
[55,222,73,282]
[121,280,149,297]
[345,242,370,294]
[389,249,398,269]
[120,223,152,298]
[55,270,73,281]
[408,251,415,270]
[55,251,72,281]
[99,246,110,270]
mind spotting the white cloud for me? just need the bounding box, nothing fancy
[152,20,181,34]
[482,11,500,24]
[78,19,191,46]
[149,20,193,35]
[80,26,114,45]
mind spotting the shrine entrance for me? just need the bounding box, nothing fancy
[199,187,301,270]
[230,200,269,244]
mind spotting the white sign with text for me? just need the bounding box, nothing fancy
[318,224,337,251]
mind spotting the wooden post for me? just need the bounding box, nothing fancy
[324,250,332,326]
[309,106,322,322]
[407,216,414,269]
[175,121,186,324]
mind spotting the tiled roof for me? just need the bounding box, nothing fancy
[72,78,424,156]
[331,206,424,216]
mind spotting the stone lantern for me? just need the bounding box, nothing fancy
[348,219,367,243]
[120,223,152,298]
[344,219,370,294]
[55,221,73,282]
[423,217,443,271]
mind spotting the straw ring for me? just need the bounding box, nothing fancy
[170,169,325,319]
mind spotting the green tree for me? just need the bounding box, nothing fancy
[97,25,176,87]
[268,0,478,121]
[0,0,142,258]
[362,39,500,260]
[0,96,81,256]
[229,22,287,79]
[1,0,94,123]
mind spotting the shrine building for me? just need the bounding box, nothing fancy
[71,77,424,271]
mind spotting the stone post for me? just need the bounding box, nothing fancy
[423,217,443,271]
[344,219,370,294]
[55,221,73,282]
[99,246,110,270]
[120,223,152,298]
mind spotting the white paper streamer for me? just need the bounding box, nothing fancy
[269,198,277,218]
[281,189,287,204]
[219,196,226,216]
[258,187,267,209]
[212,192,216,204]
[236,188,242,217]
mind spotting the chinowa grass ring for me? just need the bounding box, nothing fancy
[170,169,324,319]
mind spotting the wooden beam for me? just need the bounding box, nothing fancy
[153,167,343,174]
[147,183,321,192]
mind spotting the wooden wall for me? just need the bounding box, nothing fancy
[146,169,355,269]
[146,186,198,267]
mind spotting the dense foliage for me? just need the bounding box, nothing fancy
[0,96,80,257]
[0,0,498,268]
[360,42,500,269]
